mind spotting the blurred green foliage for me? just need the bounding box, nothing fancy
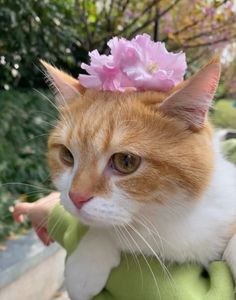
[1,0,236,95]
[222,139,236,164]
[0,0,85,89]
[0,90,56,240]
[212,100,236,129]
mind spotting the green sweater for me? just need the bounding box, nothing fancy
[48,204,235,300]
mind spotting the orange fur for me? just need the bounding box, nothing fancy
[48,86,214,203]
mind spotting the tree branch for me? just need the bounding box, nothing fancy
[93,0,160,45]
[162,0,230,43]
[184,22,236,44]
[128,0,181,38]
[159,0,181,18]
[162,20,199,43]
[153,6,160,41]
[81,0,92,49]
[119,0,130,13]
[181,35,236,50]
[121,0,160,35]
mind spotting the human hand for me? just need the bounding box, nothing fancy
[13,192,60,246]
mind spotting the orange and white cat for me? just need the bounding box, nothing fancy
[42,59,236,300]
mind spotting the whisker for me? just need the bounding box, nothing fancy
[34,89,61,116]
[122,224,161,298]
[1,193,61,221]
[139,215,172,253]
[25,133,50,143]
[1,182,54,192]
[127,223,175,290]
[34,89,73,132]
[34,214,52,233]
[120,225,144,288]
[47,214,64,243]
[44,82,75,131]
[39,120,61,130]
[133,216,164,259]
[112,226,130,271]
[31,110,57,120]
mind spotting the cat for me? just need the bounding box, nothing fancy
[41,59,236,300]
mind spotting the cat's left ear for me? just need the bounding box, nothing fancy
[159,58,221,130]
[40,60,85,105]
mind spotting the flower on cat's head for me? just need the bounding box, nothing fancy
[79,34,187,92]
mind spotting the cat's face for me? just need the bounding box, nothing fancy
[43,60,220,227]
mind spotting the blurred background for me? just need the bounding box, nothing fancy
[0,0,236,289]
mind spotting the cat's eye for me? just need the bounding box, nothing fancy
[110,152,141,175]
[59,145,74,167]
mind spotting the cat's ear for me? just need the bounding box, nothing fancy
[159,58,221,129]
[40,60,85,105]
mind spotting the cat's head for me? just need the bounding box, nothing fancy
[42,59,220,227]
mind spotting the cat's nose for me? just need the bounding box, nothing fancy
[69,191,93,209]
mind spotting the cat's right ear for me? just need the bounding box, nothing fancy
[40,60,85,105]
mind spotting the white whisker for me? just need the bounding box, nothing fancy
[127,223,175,290]
[119,225,144,288]
[122,224,161,298]
[112,225,130,270]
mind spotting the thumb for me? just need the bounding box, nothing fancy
[13,202,33,223]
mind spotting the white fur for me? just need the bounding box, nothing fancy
[65,229,120,300]
[54,135,236,300]
[125,138,236,266]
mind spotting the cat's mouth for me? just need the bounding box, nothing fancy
[63,196,134,227]
[78,204,133,227]
[60,190,141,228]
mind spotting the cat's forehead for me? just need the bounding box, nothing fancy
[61,89,167,122]
[83,89,167,104]
[58,89,184,160]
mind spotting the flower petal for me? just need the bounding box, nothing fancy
[79,34,187,92]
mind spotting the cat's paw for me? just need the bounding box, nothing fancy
[65,272,106,300]
[65,229,120,300]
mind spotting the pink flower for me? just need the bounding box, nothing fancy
[79,34,187,92]
[203,6,215,16]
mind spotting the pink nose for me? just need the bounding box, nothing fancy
[69,191,93,209]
